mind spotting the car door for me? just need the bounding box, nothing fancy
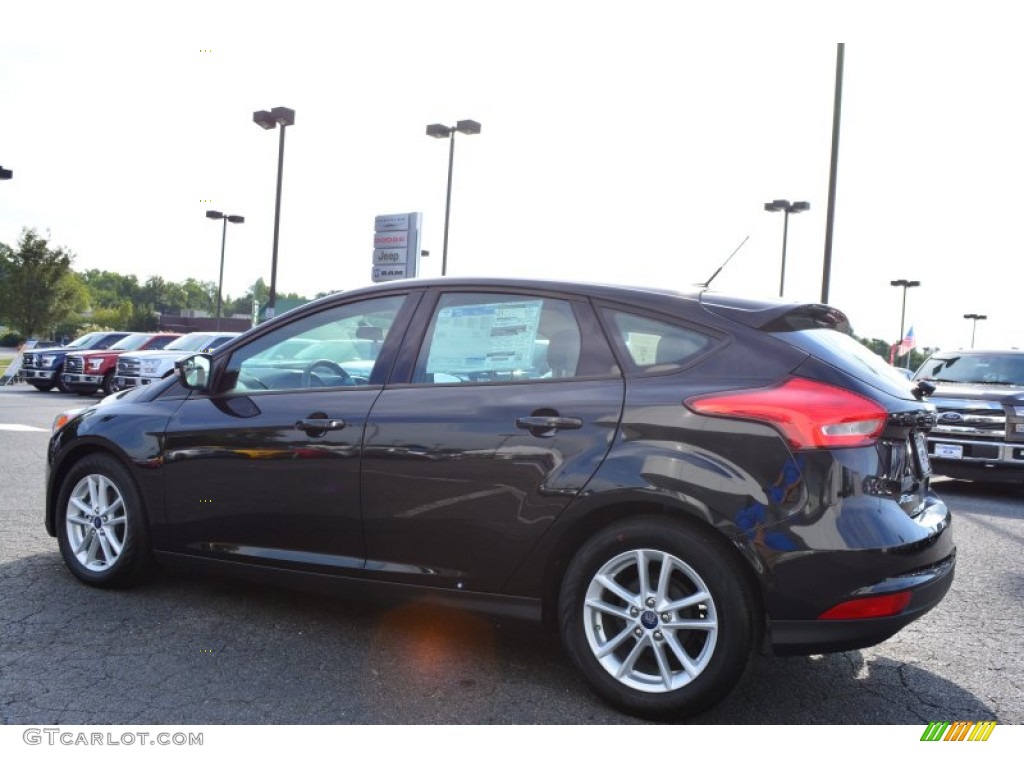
[361,289,625,593]
[159,292,416,574]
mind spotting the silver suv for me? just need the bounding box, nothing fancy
[114,332,239,390]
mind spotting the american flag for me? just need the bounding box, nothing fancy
[896,326,916,357]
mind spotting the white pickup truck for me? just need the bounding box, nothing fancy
[114,331,239,391]
[915,349,1024,483]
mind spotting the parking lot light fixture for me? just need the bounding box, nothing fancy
[890,279,921,365]
[0,166,12,180]
[426,118,482,276]
[253,106,295,320]
[763,199,810,297]
[963,313,987,349]
[206,210,245,330]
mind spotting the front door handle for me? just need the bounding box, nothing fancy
[515,415,583,437]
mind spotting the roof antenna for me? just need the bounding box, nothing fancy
[698,235,749,289]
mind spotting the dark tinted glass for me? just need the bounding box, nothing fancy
[603,309,715,374]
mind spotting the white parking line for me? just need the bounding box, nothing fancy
[0,423,47,432]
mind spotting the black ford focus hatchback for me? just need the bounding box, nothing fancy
[46,278,954,719]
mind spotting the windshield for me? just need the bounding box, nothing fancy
[915,353,1024,386]
[109,333,155,351]
[68,332,104,349]
[164,334,214,352]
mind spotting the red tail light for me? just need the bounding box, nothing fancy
[818,591,912,620]
[686,377,887,450]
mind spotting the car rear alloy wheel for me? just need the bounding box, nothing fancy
[584,548,718,693]
[559,518,755,719]
[57,455,153,587]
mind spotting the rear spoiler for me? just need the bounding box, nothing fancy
[700,295,851,334]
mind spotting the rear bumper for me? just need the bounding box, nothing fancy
[769,552,955,655]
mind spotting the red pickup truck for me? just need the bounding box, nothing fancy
[61,332,181,395]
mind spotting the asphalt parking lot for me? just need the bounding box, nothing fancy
[1,386,1021,725]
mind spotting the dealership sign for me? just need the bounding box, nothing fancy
[372,213,421,283]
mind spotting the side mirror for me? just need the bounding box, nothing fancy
[912,379,936,400]
[176,353,212,391]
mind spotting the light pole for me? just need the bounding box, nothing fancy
[426,119,481,276]
[253,106,295,320]
[890,279,920,365]
[206,211,244,330]
[764,199,810,297]
[964,313,987,348]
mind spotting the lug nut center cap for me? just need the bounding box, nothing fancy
[640,610,659,629]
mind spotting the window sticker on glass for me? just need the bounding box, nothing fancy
[427,300,544,374]
[625,332,660,366]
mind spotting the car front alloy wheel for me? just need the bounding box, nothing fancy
[57,455,153,587]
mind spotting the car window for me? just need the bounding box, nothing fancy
[412,293,584,384]
[222,295,405,393]
[109,334,155,351]
[145,335,178,350]
[97,333,129,349]
[917,353,1024,386]
[602,309,716,373]
[69,333,104,349]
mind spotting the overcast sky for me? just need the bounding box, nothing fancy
[2,1,1021,353]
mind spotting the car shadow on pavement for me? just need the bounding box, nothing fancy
[0,553,998,725]
[932,478,1024,509]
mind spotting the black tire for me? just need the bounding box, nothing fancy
[101,371,118,396]
[55,364,71,393]
[31,383,55,392]
[55,454,154,588]
[558,517,757,720]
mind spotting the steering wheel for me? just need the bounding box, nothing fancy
[300,359,355,388]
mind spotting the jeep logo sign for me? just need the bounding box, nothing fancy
[373,248,407,265]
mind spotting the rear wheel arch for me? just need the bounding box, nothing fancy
[541,499,766,638]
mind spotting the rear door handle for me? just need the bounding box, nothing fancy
[515,415,583,437]
[296,418,346,436]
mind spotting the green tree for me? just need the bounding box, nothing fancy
[182,277,217,314]
[90,300,135,331]
[0,229,89,338]
[80,269,141,310]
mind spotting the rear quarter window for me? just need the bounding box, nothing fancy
[602,309,718,375]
